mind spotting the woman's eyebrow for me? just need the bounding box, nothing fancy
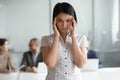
[57,18,63,21]
[57,17,62,20]
[66,18,72,21]
[57,17,72,21]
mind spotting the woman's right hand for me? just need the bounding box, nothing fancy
[1,68,9,73]
[53,17,60,38]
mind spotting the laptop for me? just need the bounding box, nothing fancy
[37,62,47,73]
[81,59,99,71]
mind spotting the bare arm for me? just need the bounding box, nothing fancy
[41,18,60,68]
[41,37,59,68]
[71,36,87,68]
[69,18,87,68]
[8,53,16,70]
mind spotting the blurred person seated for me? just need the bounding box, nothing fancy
[0,38,17,73]
[87,38,103,68]
[20,38,43,72]
[113,31,120,50]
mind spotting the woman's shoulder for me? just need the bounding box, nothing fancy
[41,34,54,46]
[76,34,87,40]
[76,34,88,47]
[41,34,54,44]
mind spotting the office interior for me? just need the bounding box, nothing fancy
[0,0,120,68]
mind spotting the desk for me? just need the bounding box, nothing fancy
[82,67,120,80]
[0,68,120,80]
[19,72,47,80]
[0,72,18,80]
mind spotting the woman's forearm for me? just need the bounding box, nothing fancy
[44,37,59,68]
[71,36,87,68]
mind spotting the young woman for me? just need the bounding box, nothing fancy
[0,38,16,73]
[41,2,88,80]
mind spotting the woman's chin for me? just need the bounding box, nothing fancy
[61,30,67,33]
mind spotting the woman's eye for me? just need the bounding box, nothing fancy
[66,19,72,23]
[57,19,62,22]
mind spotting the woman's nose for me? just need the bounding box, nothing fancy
[63,22,67,28]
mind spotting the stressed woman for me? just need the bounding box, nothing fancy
[41,2,88,80]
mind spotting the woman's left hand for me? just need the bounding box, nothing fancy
[68,17,77,37]
[11,68,18,72]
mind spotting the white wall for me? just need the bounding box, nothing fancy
[0,0,7,37]
[1,0,50,52]
[94,0,114,50]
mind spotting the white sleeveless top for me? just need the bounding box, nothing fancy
[0,53,8,69]
[41,34,88,80]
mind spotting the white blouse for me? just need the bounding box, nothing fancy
[41,34,88,80]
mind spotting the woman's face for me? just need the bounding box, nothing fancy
[0,41,8,52]
[56,12,73,35]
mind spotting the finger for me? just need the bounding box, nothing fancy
[72,17,76,28]
[53,17,59,33]
[53,17,57,30]
[67,25,72,34]
[69,25,73,32]
[67,27,70,33]
[53,17,57,27]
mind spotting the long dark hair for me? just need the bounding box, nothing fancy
[53,2,77,23]
[0,38,8,46]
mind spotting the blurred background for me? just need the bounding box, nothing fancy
[0,0,120,68]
